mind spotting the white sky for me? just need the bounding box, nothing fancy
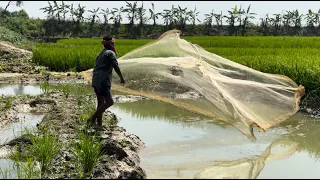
[0,1,318,25]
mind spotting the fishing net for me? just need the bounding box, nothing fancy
[81,30,305,141]
[195,140,299,179]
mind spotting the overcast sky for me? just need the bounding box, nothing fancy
[0,1,318,25]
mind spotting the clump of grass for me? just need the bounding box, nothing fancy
[75,88,86,107]
[79,100,96,124]
[59,84,71,98]
[0,95,14,110]
[4,96,13,109]
[13,157,41,179]
[40,81,50,94]
[71,130,102,178]
[27,128,60,177]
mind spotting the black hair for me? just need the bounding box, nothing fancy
[102,35,112,41]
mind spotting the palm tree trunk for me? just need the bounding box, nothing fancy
[4,1,12,12]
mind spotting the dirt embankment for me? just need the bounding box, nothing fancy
[0,41,88,84]
[0,92,147,179]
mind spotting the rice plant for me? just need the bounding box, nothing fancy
[71,130,102,178]
[59,84,71,98]
[39,81,50,94]
[27,128,60,177]
[13,157,41,179]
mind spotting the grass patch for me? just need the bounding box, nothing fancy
[26,128,60,178]
[71,130,102,178]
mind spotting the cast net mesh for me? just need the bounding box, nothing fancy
[81,30,305,141]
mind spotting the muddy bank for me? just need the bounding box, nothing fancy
[299,102,320,119]
[0,72,88,85]
[0,41,32,61]
[0,41,41,74]
[0,92,147,179]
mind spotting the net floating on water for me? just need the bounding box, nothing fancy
[81,30,305,141]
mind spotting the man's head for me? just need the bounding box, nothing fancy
[102,35,115,47]
[102,35,116,54]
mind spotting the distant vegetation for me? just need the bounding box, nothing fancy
[1,1,320,41]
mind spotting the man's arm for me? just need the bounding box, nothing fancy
[110,52,125,84]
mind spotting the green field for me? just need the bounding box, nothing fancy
[32,36,320,97]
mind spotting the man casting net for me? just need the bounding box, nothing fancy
[81,30,305,141]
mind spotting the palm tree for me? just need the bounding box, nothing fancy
[110,7,124,35]
[213,11,224,28]
[149,3,161,26]
[68,3,75,22]
[4,1,23,12]
[174,5,189,32]
[293,10,303,28]
[52,1,61,22]
[123,1,138,26]
[73,3,86,36]
[40,1,54,19]
[161,10,171,29]
[270,13,282,35]
[188,6,201,33]
[75,4,86,23]
[241,4,257,35]
[305,10,314,27]
[204,10,214,35]
[2,1,23,18]
[314,9,320,28]
[135,2,147,37]
[59,1,69,22]
[99,8,110,35]
[163,5,177,29]
[88,8,100,37]
[260,14,270,36]
[282,10,293,32]
[224,5,239,35]
[236,5,244,27]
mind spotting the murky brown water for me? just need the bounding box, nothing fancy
[0,84,319,179]
[110,100,320,179]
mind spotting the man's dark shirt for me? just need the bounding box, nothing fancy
[92,48,118,89]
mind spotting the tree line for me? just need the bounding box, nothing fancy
[1,1,320,40]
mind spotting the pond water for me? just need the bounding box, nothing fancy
[0,112,44,179]
[0,84,43,96]
[0,113,45,145]
[0,84,319,179]
[0,159,17,179]
[110,99,320,179]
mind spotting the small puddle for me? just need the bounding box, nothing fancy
[0,84,43,96]
[0,113,44,178]
[0,113,45,145]
[109,99,320,179]
[0,159,18,179]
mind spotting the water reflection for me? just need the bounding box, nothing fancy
[140,113,320,179]
[0,159,17,179]
[0,113,45,145]
[195,140,299,179]
[113,99,229,129]
[0,84,43,96]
